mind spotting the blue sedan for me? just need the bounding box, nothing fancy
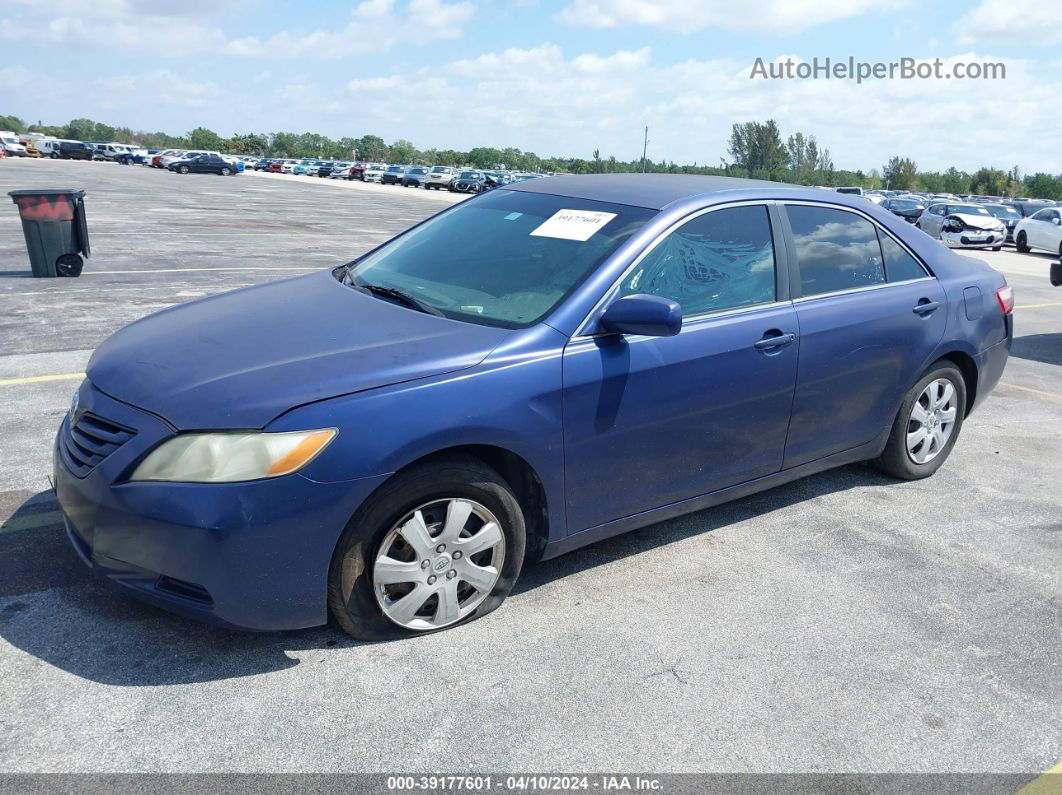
[53,175,1012,638]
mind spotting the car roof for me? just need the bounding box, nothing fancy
[501,173,809,210]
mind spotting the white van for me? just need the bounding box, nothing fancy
[0,132,28,157]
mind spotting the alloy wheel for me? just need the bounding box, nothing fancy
[372,498,505,631]
[906,378,958,464]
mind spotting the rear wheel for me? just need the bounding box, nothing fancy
[874,363,966,480]
[1016,231,1030,252]
[328,456,525,639]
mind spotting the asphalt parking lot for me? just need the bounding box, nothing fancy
[0,159,1059,775]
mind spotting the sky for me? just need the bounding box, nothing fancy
[2,0,1061,174]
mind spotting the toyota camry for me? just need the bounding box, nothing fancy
[54,175,1013,638]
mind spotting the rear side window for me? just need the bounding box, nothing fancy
[878,232,927,282]
[785,205,885,297]
[619,205,776,316]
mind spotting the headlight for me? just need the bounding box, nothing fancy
[130,429,337,483]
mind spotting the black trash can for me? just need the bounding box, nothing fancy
[8,189,91,277]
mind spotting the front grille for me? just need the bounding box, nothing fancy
[61,412,136,477]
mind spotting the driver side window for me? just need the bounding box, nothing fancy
[618,205,776,317]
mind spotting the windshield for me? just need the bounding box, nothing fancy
[345,190,655,328]
[431,166,449,173]
[984,204,1020,219]
[459,171,478,179]
[889,199,923,210]
[948,204,990,216]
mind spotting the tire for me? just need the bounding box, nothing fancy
[1016,231,1030,253]
[179,165,190,174]
[874,362,966,480]
[220,167,231,176]
[50,152,59,159]
[55,253,83,277]
[991,246,1002,252]
[328,455,526,640]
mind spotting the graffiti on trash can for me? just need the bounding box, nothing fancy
[15,195,74,221]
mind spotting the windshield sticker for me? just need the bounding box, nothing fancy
[504,212,523,221]
[530,209,617,241]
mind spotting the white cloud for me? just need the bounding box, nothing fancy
[954,0,1062,46]
[555,0,899,34]
[0,0,475,58]
[333,45,1062,175]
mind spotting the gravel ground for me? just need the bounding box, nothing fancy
[0,159,1059,776]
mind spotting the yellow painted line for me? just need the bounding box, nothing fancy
[1000,382,1062,402]
[1017,760,1062,794]
[0,372,84,387]
[0,510,63,534]
[1016,302,1062,309]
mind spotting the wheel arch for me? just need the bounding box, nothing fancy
[348,443,551,565]
[929,349,978,416]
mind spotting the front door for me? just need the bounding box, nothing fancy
[562,203,799,533]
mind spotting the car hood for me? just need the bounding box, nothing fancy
[87,270,511,430]
[950,213,1001,230]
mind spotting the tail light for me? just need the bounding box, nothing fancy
[996,284,1014,315]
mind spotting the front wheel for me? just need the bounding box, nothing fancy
[874,363,966,480]
[328,456,525,639]
[178,165,190,174]
[220,167,231,175]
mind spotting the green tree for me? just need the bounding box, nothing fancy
[882,156,919,191]
[942,166,969,194]
[188,127,223,150]
[388,138,418,164]
[0,114,24,132]
[1023,173,1062,200]
[969,167,1008,196]
[356,134,388,161]
[64,118,97,140]
[729,119,787,178]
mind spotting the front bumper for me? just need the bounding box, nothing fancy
[53,382,388,631]
[941,229,1005,248]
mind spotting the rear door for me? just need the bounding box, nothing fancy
[780,203,947,469]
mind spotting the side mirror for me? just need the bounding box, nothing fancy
[599,294,682,338]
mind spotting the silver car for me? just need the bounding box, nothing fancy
[919,203,1005,250]
[425,166,456,190]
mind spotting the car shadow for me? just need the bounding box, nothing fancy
[1011,332,1062,366]
[0,270,36,278]
[0,465,889,686]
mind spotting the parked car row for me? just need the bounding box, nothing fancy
[247,157,545,190]
[855,187,1062,255]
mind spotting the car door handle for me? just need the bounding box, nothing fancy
[912,300,940,315]
[753,332,796,350]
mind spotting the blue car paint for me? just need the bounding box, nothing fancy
[54,175,1011,630]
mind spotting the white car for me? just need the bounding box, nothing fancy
[280,160,299,174]
[1,132,30,156]
[362,164,386,183]
[935,211,1007,251]
[1014,206,1062,256]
